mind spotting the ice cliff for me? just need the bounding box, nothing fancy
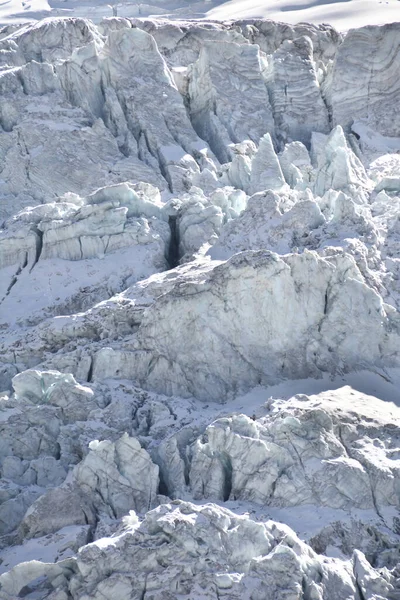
[0,15,400,600]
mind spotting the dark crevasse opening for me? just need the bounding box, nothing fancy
[158,470,170,497]
[167,215,180,269]
[220,453,233,502]
[29,225,43,272]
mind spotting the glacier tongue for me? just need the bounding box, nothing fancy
[0,14,400,600]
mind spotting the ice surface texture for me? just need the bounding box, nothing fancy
[0,16,400,600]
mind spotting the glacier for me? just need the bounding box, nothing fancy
[0,14,400,600]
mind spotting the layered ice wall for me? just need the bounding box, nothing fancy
[0,16,400,600]
[327,23,400,137]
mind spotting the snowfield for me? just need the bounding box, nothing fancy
[0,0,399,29]
[0,12,400,600]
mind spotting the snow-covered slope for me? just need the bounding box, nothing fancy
[0,0,399,30]
[206,0,400,30]
[0,15,400,600]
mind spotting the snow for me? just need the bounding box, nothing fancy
[0,0,50,25]
[207,0,400,31]
[227,370,400,415]
[0,525,88,575]
[0,0,399,30]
